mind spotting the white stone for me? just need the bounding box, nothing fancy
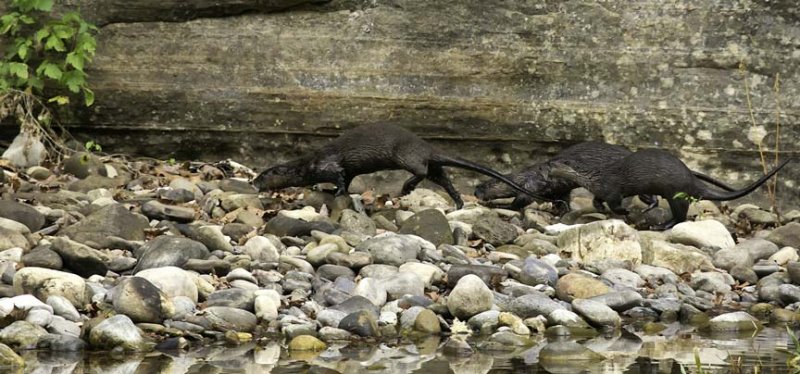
[13,268,88,308]
[668,220,735,249]
[398,262,444,287]
[136,266,199,303]
[447,274,493,320]
[279,206,326,222]
[354,277,387,307]
[255,295,279,322]
[557,219,642,265]
[769,247,799,265]
[243,236,280,263]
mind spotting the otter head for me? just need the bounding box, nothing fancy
[253,160,307,192]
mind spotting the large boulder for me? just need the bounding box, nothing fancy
[59,204,149,246]
[557,220,642,265]
[13,268,89,308]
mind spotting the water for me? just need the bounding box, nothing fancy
[16,326,799,373]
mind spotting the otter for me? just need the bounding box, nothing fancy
[253,124,555,209]
[475,141,734,211]
[549,148,791,229]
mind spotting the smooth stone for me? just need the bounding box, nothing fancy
[778,284,800,304]
[254,295,280,322]
[399,189,451,212]
[207,289,256,311]
[706,311,762,332]
[381,272,425,300]
[88,315,147,350]
[353,278,387,307]
[201,306,257,332]
[601,268,644,288]
[317,309,348,328]
[557,219,642,265]
[473,216,518,246]
[264,215,338,237]
[640,239,714,275]
[447,264,508,288]
[737,238,780,262]
[184,258,232,275]
[508,293,565,319]
[227,268,258,284]
[0,229,28,252]
[20,247,63,270]
[288,335,326,351]
[134,236,209,272]
[634,264,679,285]
[517,258,558,287]
[136,266,199,303]
[326,251,373,269]
[0,200,45,232]
[59,204,149,244]
[447,274,493,320]
[668,220,735,249]
[546,309,591,329]
[572,299,621,329]
[0,321,48,349]
[0,217,31,235]
[49,237,108,277]
[113,277,175,323]
[37,333,86,351]
[356,234,425,267]
[766,223,800,249]
[788,262,800,285]
[539,341,604,363]
[243,236,281,263]
[358,264,399,281]
[24,308,52,327]
[414,309,441,334]
[339,209,377,236]
[141,200,195,223]
[398,262,444,287]
[317,264,355,281]
[556,273,610,302]
[47,316,81,337]
[398,209,454,246]
[588,291,643,312]
[713,247,753,271]
[193,225,234,253]
[307,243,341,266]
[338,310,379,337]
[330,296,380,319]
[769,247,799,265]
[690,272,734,294]
[46,296,81,322]
[280,256,315,275]
[0,248,23,262]
[13,267,88,307]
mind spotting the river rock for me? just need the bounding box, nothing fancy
[59,204,149,245]
[706,311,761,332]
[713,247,753,271]
[766,223,800,249]
[339,310,379,337]
[668,220,735,249]
[381,272,425,300]
[0,200,45,232]
[136,266,199,303]
[288,335,326,351]
[473,216,518,246]
[588,290,643,312]
[399,189,451,212]
[788,262,800,285]
[398,209,454,246]
[0,321,48,349]
[264,215,338,237]
[547,309,591,329]
[601,268,645,289]
[572,299,621,329]
[557,219,642,265]
[141,200,196,222]
[88,315,147,350]
[36,334,85,351]
[517,257,558,287]
[398,262,444,287]
[46,296,81,322]
[353,278,387,307]
[769,247,799,265]
[447,274,493,320]
[0,343,23,367]
[201,306,257,332]
[556,273,611,302]
[508,293,565,319]
[339,209,377,236]
[254,295,280,322]
[736,238,780,262]
[330,296,380,318]
[356,234,423,266]
[539,341,604,363]
[691,272,734,294]
[0,228,28,252]
[243,236,281,263]
[13,267,88,307]
[134,236,210,272]
[207,289,256,311]
[49,237,108,277]
[640,239,714,275]
[113,277,175,323]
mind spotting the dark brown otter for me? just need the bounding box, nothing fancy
[475,141,734,211]
[253,124,555,209]
[549,148,791,229]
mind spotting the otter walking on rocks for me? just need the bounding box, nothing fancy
[475,142,734,211]
[253,124,554,209]
[549,148,791,230]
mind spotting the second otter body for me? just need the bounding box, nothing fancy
[253,124,553,209]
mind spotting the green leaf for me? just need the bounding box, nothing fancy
[76,33,96,55]
[82,86,94,106]
[62,70,86,93]
[34,0,53,11]
[8,62,29,79]
[66,52,84,71]
[17,44,28,60]
[51,24,75,39]
[44,34,65,51]
[48,95,70,105]
[36,61,62,80]
[19,15,35,25]
[34,28,49,42]
[27,75,44,91]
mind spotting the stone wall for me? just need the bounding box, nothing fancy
[3,0,799,206]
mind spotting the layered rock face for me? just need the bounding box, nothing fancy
[7,0,799,205]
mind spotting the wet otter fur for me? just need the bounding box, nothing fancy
[475,141,734,211]
[253,124,554,209]
[549,148,792,230]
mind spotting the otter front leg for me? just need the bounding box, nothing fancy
[651,197,689,231]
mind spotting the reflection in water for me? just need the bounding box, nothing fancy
[14,327,798,373]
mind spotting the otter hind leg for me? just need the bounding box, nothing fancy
[427,165,464,209]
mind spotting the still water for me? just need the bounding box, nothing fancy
[17,325,799,374]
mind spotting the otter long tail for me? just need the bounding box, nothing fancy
[699,158,792,201]
[691,171,735,191]
[432,154,556,203]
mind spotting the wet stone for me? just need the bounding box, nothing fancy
[397,209,454,246]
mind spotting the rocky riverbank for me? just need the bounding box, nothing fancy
[0,151,798,370]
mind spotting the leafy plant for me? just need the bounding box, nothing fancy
[0,0,98,106]
[673,191,700,204]
[84,139,101,152]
